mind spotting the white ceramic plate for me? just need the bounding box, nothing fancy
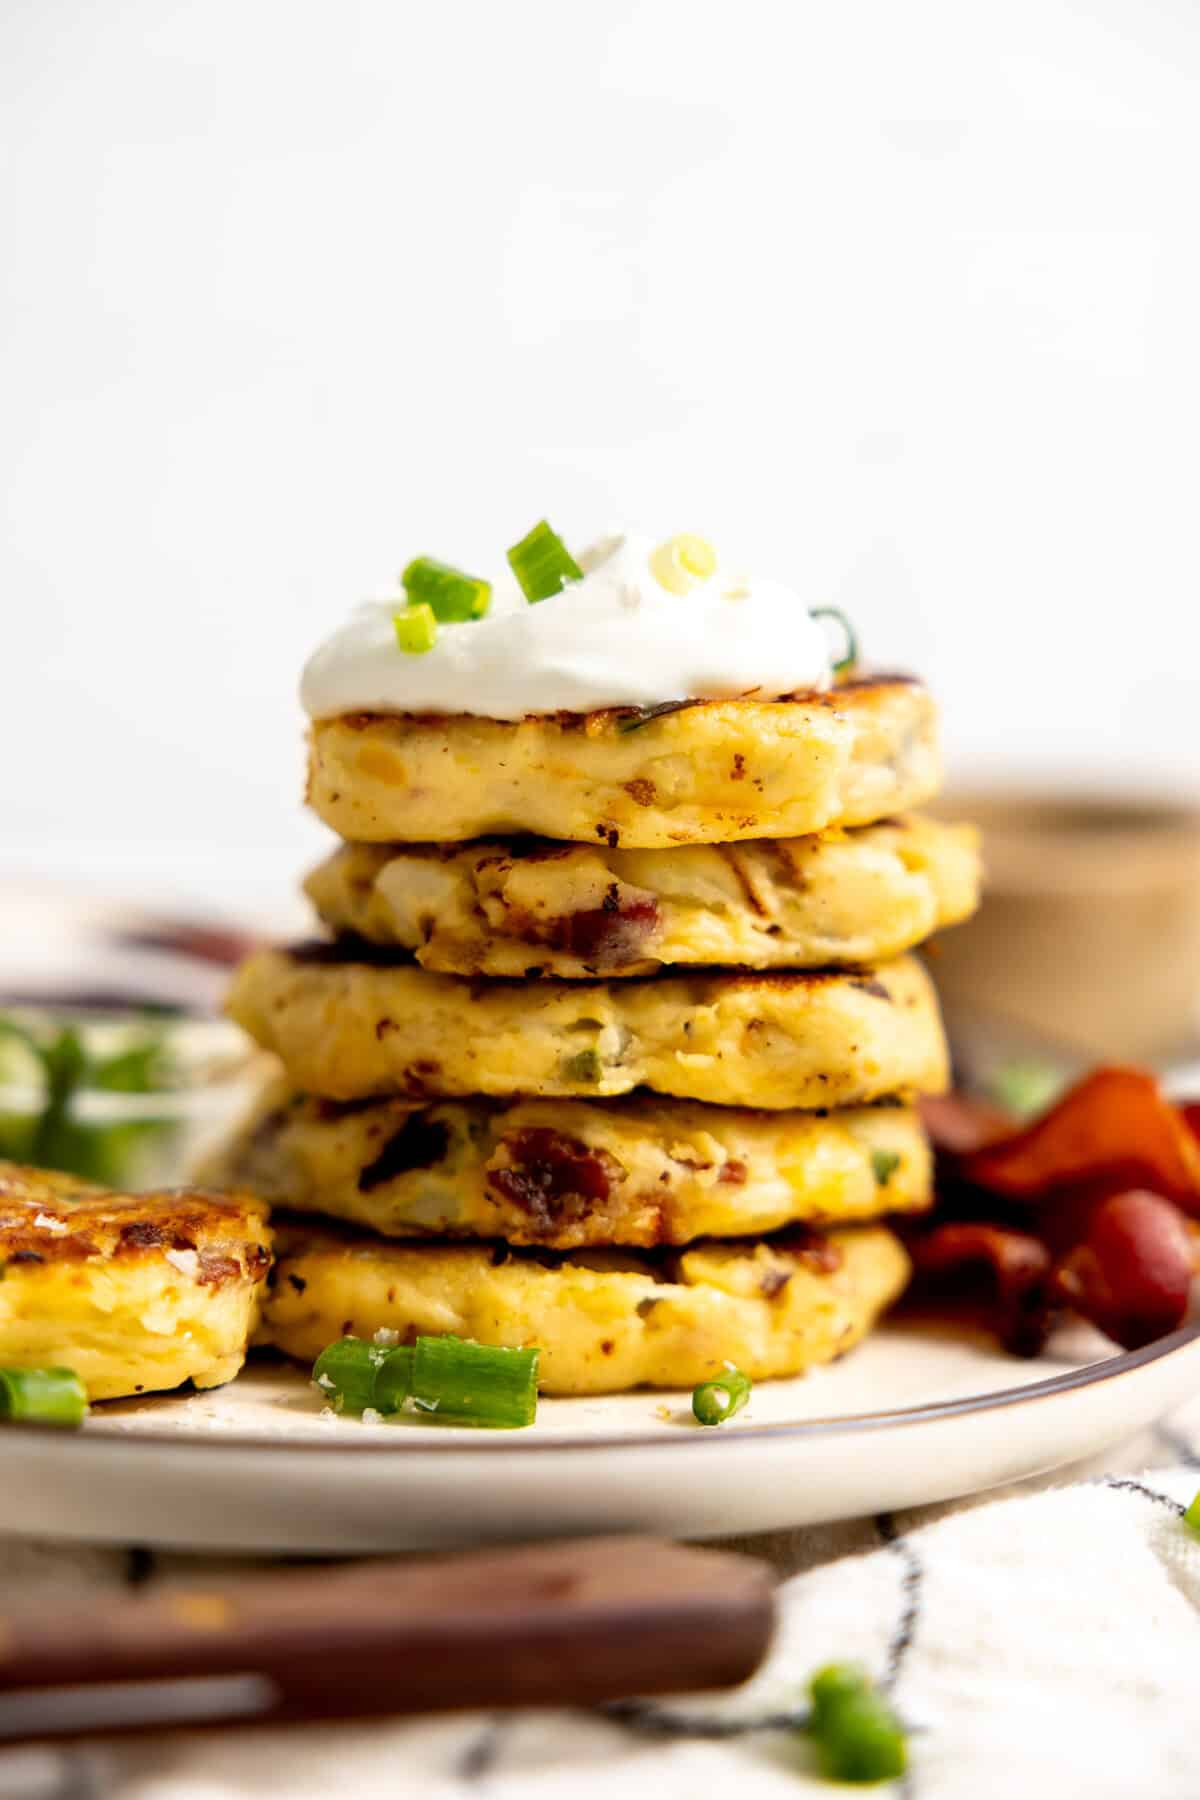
[3,1321,1198,1553]
[3,887,1196,1552]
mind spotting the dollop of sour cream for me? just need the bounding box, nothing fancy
[300,532,833,721]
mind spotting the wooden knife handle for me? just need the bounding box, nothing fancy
[0,1536,774,1741]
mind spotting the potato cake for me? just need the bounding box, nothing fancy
[306,677,938,849]
[261,1218,910,1394]
[0,1161,272,1401]
[227,947,948,1109]
[306,814,980,979]
[202,1083,931,1249]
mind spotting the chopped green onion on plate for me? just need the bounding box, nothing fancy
[313,1333,540,1429]
[0,1366,89,1430]
[692,1363,752,1426]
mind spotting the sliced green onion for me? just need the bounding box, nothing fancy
[507,520,582,604]
[373,1344,415,1412]
[615,699,699,735]
[806,1664,908,1784]
[313,1337,414,1415]
[1184,1489,1200,1538]
[648,533,717,595]
[401,556,491,623]
[692,1363,752,1426]
[562,1047,604,1084]
[0,1366,88,1429]
[811,607,859,676]
[312,1338,384,1415]
[412,1334,539,1429]
[394,604,439,655]
[871,1149,901,1188]
[807,1664,907,1784]
[312,1334,538,1428]
[810,1662,873,1730]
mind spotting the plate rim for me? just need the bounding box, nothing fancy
[9,1321,1199,1457]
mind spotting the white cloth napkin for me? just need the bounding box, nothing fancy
[5,1400,1200,1800]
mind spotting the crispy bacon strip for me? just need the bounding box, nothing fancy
[1053,1190,1194,1350]
[1180,1102,1200,1145]
[916,1073,1200,1355]
[961,1068,1200,1215]
[906,1221,1053,1357]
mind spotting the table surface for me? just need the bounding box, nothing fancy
[4,1385,1200,1800]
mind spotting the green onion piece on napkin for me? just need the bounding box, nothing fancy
[806,1662,907,1784]
[507,520,583,603]
[1184,1489,1200,1538]
[692,1363,752,1426]
[401,557,491,622]
[0,1366,88,1430]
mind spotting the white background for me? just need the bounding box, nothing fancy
[2,0,1199,911]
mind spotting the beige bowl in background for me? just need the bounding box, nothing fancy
[930,790,1200,1065]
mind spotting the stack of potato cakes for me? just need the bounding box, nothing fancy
[216,677,979,1394]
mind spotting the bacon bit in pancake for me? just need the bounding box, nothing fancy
[765,1227,842,1276]
[489,1128,624,1233]
[358,1115,451,1192]
[506,886,661,970]
[622,778,657,807]
[196,1251,242,1288]
[120,1220,169,1250]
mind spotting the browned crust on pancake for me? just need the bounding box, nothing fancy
[0,1163,272,1290]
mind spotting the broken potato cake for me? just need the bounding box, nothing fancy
[0,1161,272,1400]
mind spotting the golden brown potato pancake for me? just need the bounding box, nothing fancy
[0,1161,272,1401]
[261,1218,910,1394]
[226,948,948,1109]
[305,814,980,978]
[306,677,938,849]
[202,1083,931,1249]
